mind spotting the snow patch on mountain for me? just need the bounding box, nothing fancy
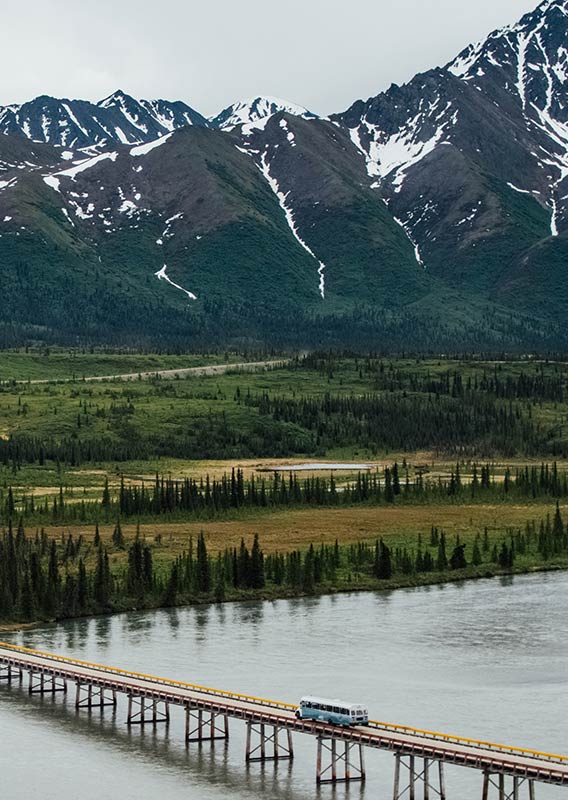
[0,178,17,192]
[130,133,173,157]
[43,176,61,192]
[156,212,184,246]
[43,151,118,193]
[279,118,297,147]
[257,152,326,299]
[350,103,456,192]
[155,264,196,301]
[393,214,425,267]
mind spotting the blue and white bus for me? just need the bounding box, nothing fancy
[295,696,369,726]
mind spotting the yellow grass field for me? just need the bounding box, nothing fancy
[43,503,559,558]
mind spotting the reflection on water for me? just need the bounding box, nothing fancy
[1,572,567,799]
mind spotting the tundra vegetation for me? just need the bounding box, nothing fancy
[2,349,568,624]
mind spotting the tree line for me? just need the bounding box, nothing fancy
[301,353,568,402]
[2,505,568,623]
[3,462,568,526]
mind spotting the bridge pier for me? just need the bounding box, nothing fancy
[126,694,170,727]
[0,664,22,683]
[245,722,294,763]
[28,670,67,696]
[482,772,536,800]
[393,755,446,799]
[75,682,117,710]
[316,737,365,784]
[185,706,229,743]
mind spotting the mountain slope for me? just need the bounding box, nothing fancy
[234,113,429,307]
[0,0,567,349]
[0,127,334,344]
[334,0,568,319]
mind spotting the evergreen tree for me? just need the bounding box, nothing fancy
[249,534,265,589]
[112,520,125,549]
[472,537,482,566]
[374,540,392,579]
[196,532,210,593]
[449,544,467,570]
[302,545,315,593]
[437,534,448,571]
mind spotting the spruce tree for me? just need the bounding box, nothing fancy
[196,532,210,593]
[250,534,265,589]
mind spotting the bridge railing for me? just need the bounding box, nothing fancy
[0,641,296,712]
[366,720,568,766]
[2,641,568,767]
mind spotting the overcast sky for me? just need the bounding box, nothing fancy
[0,0,539,116]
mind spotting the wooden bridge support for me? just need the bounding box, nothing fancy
[482,772,536,800]
[126,694,170,727]
[75,682,117,710]
[393,755,446,799]
[28,670,67,696]
[245,722,294,763]
[316,737,365,784]
[185,706,229,743]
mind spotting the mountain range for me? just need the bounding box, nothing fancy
[0,0,567,350]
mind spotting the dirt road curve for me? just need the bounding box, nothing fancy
[27,359,287,384]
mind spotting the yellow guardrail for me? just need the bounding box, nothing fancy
[0,641,296,711]
[367,720,568,764]
[1,641,567,766]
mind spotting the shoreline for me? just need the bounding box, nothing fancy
[2,561,566,635]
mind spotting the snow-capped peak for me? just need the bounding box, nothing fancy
[210,96,316,131]
[448,0,568,80]
[0,91,209,149]
[97,89,139,109]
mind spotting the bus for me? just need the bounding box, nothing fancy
[295,696,369,727]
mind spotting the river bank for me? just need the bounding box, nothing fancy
[3,558,567,634]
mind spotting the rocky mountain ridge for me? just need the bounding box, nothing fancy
[0,0,566,349]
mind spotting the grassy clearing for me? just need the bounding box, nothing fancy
[41,502,562,560]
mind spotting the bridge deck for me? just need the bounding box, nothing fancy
[1,642,567,786]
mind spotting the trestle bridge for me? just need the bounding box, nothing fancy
[1,641,567,799]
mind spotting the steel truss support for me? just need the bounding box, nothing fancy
[393,755,446,800]
[75,682,117,710]
[245,722,294,763]
[126,695,170,726]
[185,706,229,743]
[28,670,67,695]
[316,737,365,784]
[482,772,536,800]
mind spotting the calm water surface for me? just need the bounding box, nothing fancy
[1,572,567,799]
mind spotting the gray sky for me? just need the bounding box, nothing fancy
[0,0,539,116]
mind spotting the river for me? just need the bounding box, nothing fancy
[0,572,567,799]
